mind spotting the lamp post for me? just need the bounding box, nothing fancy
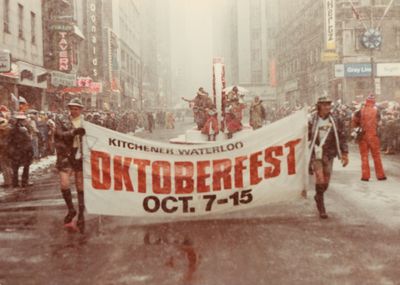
[360,0,382,94]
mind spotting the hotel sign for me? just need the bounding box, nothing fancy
[324,0,336,50]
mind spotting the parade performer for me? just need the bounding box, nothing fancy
[225,97,246,138]
[54,98,86,233]
[309,96,349,219]
[201,107,219,141]
[182,87,214,130]
[351,94,386,181]
[249,96,266,130]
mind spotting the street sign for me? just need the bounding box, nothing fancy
[51,71,76,87]
[334,63,371,77]
[0,50,11,73]
[345,63,371,77]
[377,63,400,77]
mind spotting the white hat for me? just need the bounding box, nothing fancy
[67,98,84,108]
[18,96,27,104]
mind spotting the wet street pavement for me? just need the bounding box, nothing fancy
[1,119,400,285]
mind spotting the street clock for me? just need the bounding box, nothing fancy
[361,29,382,49]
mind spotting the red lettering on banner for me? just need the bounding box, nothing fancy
[250,151,263,185]
[197,160,211,193]
[264,146,283,179]
[133,159,150,193]
[113,156,134,191]
[234,156,247,188]
[89,138,303,194]
[152,161,172,194]
[285,139,301,175]
[91,150,111,190]
[175,162,194,194]
[212,159,232,191]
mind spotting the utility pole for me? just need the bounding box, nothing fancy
[370,0,375,93]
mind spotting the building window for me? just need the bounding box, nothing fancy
[31,12,36,44]
[18,4,24,39]
[3,0,10,33]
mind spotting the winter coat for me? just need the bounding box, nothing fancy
[54,114,81,170]
[0,125,11,158]
[308,112,349,159]
[201,115,219,135]
[7,122,34,165]
[249,101,266,129]
[352,102,380,138]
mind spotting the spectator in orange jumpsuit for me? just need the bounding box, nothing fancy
[352,94,386,181]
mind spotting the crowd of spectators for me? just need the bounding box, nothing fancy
[1,95,399,189]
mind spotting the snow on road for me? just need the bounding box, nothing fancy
[328,147,400,229]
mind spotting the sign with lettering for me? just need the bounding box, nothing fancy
[324,0,336,50]
[51,71,76,87]
[83,109,308,219]
[0,50,11,73]
[58,31,71,72]
[86,0,103,80]
[335,63,372,77]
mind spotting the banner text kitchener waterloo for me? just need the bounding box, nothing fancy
[90,138,301,195]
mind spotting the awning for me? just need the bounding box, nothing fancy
[1,63,18,79]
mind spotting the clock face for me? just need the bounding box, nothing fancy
[361,29,382,49]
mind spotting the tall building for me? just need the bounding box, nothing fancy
[111,0,142,110]
[155,0,172,108]
[42,0,87,110]
[0,0,47,109]
[215,0,270,99]
[275,0,400,105]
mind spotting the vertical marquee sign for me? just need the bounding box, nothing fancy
[86,0,103,80]
[324,0,336,51]
[58,31,71,72]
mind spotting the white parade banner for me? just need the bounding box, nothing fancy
[83,109,308,219]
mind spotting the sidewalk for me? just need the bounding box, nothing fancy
[0,156,56,200]
[329,143,400,229]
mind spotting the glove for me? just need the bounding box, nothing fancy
[341,153,349,167]
[73,127,86,136]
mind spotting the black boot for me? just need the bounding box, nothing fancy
[77,191,85,233]
[62,189,76,224]
[314,185,328,219]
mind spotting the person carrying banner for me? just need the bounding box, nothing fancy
[351,94,386,181]
[308,95,349,219]
[55,98,86,233]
